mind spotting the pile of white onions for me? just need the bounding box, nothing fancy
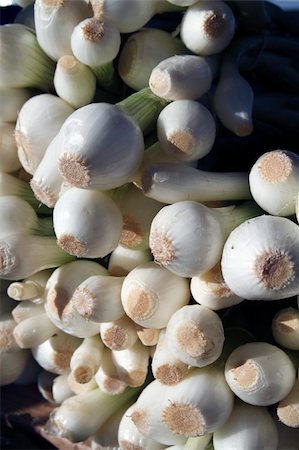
[1,1,299,449]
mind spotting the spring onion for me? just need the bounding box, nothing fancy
[190,261,244,311]
[0,195,53,238]
[118,403,166,450]
[117,183,165,250]
[54,55,97,108]
[224,341,296,406]
[121,261,190,329]
[11,301,45,324]
[108,245,152,277]
[0,233,75,281]
[165,304,224,368]
[31,330,81,375]
[12,312,58,349]
[0,123,21,173]
[46,384,143,443]
[52,372,74,404]
[277,374,299,429]
[157,100,216,162]
[44,260,108,337]
[180,0,236,55]
[0,24,56,91]
[0,87,34,123]
[7,268,53,303]
[249,149,299,216]
[73,274,125,323]
[0,313,20,353]
[100,315,138,351]
[91,0,157,34]
[141,162,251,204]
[15,93,74,175]
[151,328,189,385]
[272,308,299,351]
[67,371,98,395]
[111,339,150,387]
[95,347,128,396]
[136,325,160,347]
[213,399,279,450]
[117,27,186,91]
[149,54,217,101]
[53,187,123,258]
[70,335,104,385]
[221,215,299,301]
[34,0,92,61]
[0,172,51,215]
[149,200,260,278]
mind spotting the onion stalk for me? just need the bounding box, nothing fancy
[0,24,56,91]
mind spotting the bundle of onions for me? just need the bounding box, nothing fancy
[156,100,216,162]
[221,215,299,300]
[249,149,299,216]
[0,24,56,91]
[149,54,218,101]
[53,187,123,258]
[15,93,74,175]
[34,0,92,61]
[180,0,236,55]
[224,341,296,406]
[121,261,190,329]
[149,200,260,278]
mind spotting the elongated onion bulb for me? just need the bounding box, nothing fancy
[225,341,296,406]
[221,215,299,301]
[121,261,190,329]
[149,54,216,101]
[180,1,235,55]
[53,187,123,258]
[277,377,299,428]
[249,149,299,216]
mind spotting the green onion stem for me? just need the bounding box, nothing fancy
[117,87,169,134]
[91,61,124,96]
